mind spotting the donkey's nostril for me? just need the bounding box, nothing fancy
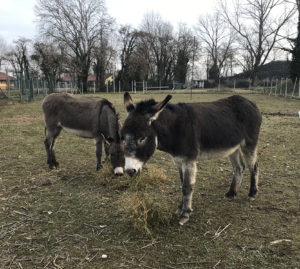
[126,168,136,177]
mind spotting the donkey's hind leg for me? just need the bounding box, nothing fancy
[95,136,103,171]
[226,149,245,199]
[44,126,61,169]
[241,145,259,200]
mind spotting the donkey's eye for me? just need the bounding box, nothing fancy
[138,136,147,144]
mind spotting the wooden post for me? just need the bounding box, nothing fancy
[292,77,297,97]
[298,78,300,98]
[143,80,145,93]
[285,78,287,97]
[119,80,121,93]
[113,74,115,93]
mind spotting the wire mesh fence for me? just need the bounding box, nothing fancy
[1,77,299,103]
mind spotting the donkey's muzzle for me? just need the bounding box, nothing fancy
[114,167,124,176]
[126,168,137,177]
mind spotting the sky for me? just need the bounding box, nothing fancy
[0,0,217,45]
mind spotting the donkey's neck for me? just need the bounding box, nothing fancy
[99,104,119,141]
[152,104,198,159]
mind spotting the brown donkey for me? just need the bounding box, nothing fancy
[42,93,124,176]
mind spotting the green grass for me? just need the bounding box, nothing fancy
[0,90,299,268]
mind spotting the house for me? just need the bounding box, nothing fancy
[105,75,113,85]
[0,72,16,90]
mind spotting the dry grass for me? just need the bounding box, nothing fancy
[0,90,299,268]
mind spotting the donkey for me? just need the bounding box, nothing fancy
[42,93,124,176]
[121,92,262,225]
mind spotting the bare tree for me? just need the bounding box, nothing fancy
[5,38,31,80]
[117,25,140,91]
[221,0,296,85]
[0,37,8,72]
[92,16,115,92]
[173,24,197,84]
[196,11,235,81]
[35,0,111,92]
[32,42,65,93]
[289,0,300,80]
[140,13,175,85]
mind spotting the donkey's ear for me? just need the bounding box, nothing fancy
[124,92,135,113]
[148,95,172,124]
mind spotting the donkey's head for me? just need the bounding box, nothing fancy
[107,140,125,176]
[101,106,125,176]
[121,92,172,177]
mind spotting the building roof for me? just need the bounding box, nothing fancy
[0,72,16,81]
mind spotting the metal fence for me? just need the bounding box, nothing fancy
[1,77,299,103]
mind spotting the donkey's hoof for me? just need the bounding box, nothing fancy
[48,163,55,169]
[248,195,256,201]
[96,165,102,171]
[179,215,190,226]
[54,161,59,168]
[225,190,237,199]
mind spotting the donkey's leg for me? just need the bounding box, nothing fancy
[95,136,103,171]
[242,145,259,200]
[179,160,197,225]
[225,149,245,199]
[104,140,110,160]
[44,126,61,169]
[172,158,184,213]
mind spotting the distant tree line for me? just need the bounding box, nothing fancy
[0,0,299,92]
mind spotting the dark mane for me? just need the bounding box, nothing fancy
[135,99,157,114]
[101,99,118,118]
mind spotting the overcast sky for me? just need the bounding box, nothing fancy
[0,0,217,45]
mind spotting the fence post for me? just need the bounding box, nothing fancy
[298,78,300,98]
[275,79,278,96]
[285,78,288,97]
[119,80,121,93]
[292,78,297,97]
[269,79,273,96]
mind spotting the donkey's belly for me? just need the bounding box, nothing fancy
[61,125,94,138]
[198,143,242,160]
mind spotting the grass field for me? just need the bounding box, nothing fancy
[0,90,299,268]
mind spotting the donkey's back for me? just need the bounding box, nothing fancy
[42,93,103,138]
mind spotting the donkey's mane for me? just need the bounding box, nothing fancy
[101,99,120,121]
[135,99,157,114]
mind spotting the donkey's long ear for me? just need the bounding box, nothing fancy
[148,95,172,123]
[124,92,135,113]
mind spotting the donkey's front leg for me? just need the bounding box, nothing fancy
[179,160,197,225]
[95,136,103,171]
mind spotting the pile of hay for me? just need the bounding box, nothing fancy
[118,165,175,236]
